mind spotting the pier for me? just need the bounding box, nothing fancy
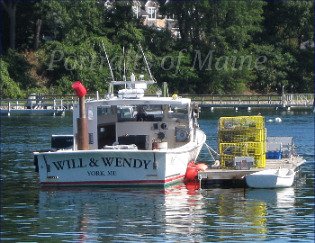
[1,93,313,116]
[181,93,314,110]
[0,93,314,111]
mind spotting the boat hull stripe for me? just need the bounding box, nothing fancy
[41,174,185,186]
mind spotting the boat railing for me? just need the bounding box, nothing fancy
[0,97,74,111]
[180,93,314,108]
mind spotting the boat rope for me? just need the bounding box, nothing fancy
[204,143,220,161]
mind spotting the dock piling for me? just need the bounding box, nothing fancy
[8,101,11,116]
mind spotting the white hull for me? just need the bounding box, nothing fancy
[245,168,295,188]
[35,130,206,187]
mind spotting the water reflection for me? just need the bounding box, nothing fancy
[36,184,206,242]
[1,113,314,242]
[246,188,295,208]
[245,188,297,239]
[201,188,269,241]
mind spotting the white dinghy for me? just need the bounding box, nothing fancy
[245,168,296,188]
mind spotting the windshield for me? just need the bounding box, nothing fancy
[168,104,188,120]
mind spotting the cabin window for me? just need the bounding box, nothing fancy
[117,106,136,122]
[97,106,113,116]
[168,105,188,120]
[117,105,164,122]
[88,109,94,120]
[135,105,163,122]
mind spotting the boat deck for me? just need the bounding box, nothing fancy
[198,156,306,188]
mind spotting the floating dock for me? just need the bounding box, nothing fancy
[198,115,306,188]
[198,156,306,188]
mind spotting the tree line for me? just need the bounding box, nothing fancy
[0,0,314,98]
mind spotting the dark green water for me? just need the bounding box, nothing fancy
[1,110,314,242]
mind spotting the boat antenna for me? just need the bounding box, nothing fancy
[123,46,127,89]
[138,43,155,82]
[123,46,127,82]
[101,41,115,82]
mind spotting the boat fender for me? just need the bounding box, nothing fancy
[184,162,198,181]
[196,163,208,171]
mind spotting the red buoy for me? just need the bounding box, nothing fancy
[184,162,198,181]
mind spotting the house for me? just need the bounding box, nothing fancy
[104,0,180,38]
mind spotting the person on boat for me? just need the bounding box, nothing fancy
[136,106,146,121]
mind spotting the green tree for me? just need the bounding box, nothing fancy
[41,36,124,94]
[160,0,266,93]
[0,59,22,98]
[35,0,104,44]
[250,44,295,93]
[3,49,37,90]
[260,0,314,93]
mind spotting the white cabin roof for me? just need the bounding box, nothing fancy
[86,96,191,107]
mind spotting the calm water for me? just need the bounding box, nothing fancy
[1,109,314,242]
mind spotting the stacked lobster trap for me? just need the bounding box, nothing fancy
[218,116,266,169]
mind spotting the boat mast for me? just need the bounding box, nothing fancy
[138,44,154,82]
[101,42,115,81]
[123,46,127,89]
[101,42,115,94]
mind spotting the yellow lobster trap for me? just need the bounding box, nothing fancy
[218,116,266,168]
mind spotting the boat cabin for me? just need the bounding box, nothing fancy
[72,95,199,151]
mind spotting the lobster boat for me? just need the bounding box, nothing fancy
[33,76,206,187]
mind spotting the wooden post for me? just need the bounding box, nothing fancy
[72,81,89,150]
[77,97,89,150]
[163,82,168,97]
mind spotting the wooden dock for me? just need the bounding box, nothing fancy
[181,93,314,110]
[0,97,67,116]
[1,93,314,114]
[198,156,306,188]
